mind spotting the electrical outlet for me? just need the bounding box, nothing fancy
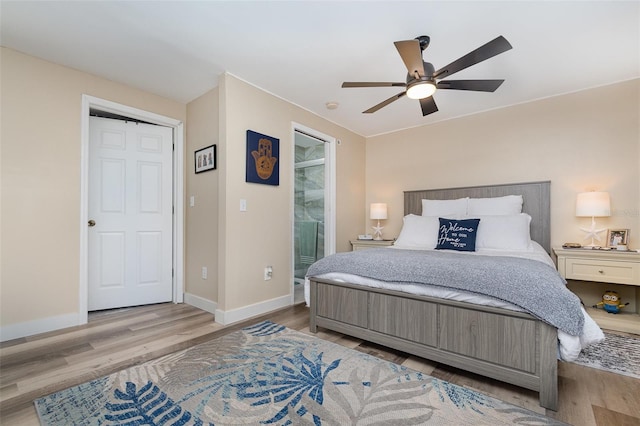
[202,267,207,279]
[264,266,273,281]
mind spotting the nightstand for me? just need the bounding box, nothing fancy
[554,247,640,334]
[350,239,394,251]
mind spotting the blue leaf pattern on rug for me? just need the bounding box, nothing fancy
[105,381,199,425]
[243,321,286,336]
[35,320,568,425]
[432,379,492,414]
[173,343,340,424]
[171,328,328,421]
[236,351,340,424]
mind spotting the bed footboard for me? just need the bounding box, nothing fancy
[308,278,558,411]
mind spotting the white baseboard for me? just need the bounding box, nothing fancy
[0,312,83,342]
[183,292,217,314]
[0,295,288,341]
[215,294,291,326]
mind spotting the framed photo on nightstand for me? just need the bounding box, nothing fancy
[606,229,628,247]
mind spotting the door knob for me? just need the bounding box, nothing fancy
[88,220,96,227]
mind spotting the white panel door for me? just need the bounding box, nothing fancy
[88,117,173,311]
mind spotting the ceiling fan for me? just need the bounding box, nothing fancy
[342,35,513,116]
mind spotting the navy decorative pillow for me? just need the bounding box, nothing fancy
[436,218,480,251]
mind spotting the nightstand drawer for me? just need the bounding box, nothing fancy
[350,240,394,251]
[564,258,639,285]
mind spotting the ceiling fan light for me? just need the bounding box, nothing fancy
[406,81,436,99]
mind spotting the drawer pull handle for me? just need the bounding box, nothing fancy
[598,270,604,274]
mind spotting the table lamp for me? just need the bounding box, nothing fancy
[576,191,610,247]
[370,203,388,240]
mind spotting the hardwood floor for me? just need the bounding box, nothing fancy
[1,302,638,425]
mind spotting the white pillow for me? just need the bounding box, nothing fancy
[467,195,523,215]
[473,214,532,250]
[394,214,440,249]
[422,197,468,217]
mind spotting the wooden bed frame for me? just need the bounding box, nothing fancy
[308,181,559,410]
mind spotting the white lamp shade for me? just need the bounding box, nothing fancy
[370,203,388,220]
[576,192,611,217]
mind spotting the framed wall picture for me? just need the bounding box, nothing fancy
[246,130,279,186]
[606,229,629,247]
[195,145,216,174]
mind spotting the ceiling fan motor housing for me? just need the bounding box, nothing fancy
[406,62,435,86]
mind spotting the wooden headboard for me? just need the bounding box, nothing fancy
[404,181,551,253]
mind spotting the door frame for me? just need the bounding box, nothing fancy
[79,95,184,324]
[290,123,336,304]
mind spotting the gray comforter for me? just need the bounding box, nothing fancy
[306,249,584,336]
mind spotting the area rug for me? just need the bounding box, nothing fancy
[35,321,565,425]
[571,331,640,379]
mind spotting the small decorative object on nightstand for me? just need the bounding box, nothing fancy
[350,239,394,251]
[592,290,629,314]
[606,228,629,250]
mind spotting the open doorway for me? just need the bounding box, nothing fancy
[292,124,336,304]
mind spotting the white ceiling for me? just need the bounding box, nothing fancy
[1,1,638,137]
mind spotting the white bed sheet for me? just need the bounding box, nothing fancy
[304,242,604,361]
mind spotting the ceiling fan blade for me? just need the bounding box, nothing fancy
[433,36,512,79]
[394,39,425,78]
[363,92,407,114]
[342,82,406,88]
[419,96,438,116]
[437,79,505,92]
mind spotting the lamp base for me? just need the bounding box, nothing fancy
[579,216,607,247]
[372,220,384,241]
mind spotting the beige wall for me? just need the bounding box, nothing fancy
[217,74,366,312]
[366,79,640,250]
[0,47,187,328]
[185,88,220,303]
[0,49,365,335]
